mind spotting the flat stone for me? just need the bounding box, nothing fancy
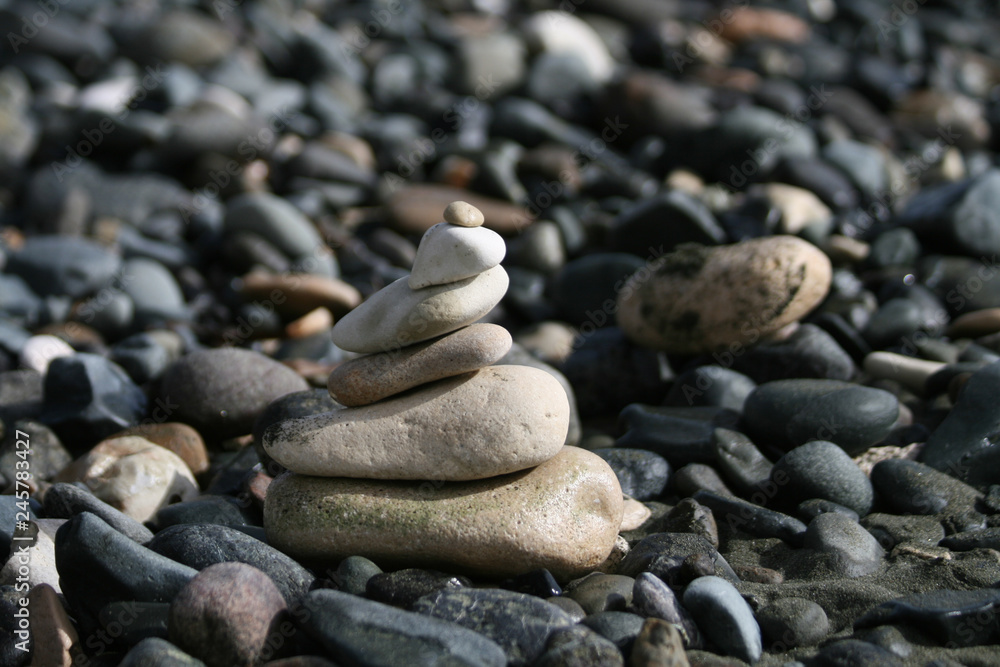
[443,201,485,227]
[854,588,1000,647]
[327,324,512,407]
[694,490,807,547]
[169,562,288,667]
[6,235,121,298]
[617,236,831,354]
[158,347,309,440]
[239,271,362,318]
[947,308,1000,339]
[682,576,762,664]
[408,223,506,289]
[412,587,574,666]
[863,351,945,395]
[267,365,568,480]
[41,482,153,543]
[871,459,984,522]
[565,573,634,614]
[331,265,508,354]
[264,447,623,579]
[713,429,772,496]
[54,436,199,522]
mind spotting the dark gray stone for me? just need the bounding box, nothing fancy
[332,555,383,596]
[663,366,756,413]
[630,572,702,649]
[610,191,726,257]
[551,253,646,327]
[743,378,899,455]
[940,527,1000,552]
[804,512,884,578]
[591,448,669,501]
[617,532,738,584]
[860,513,944,551]
[121,258,189,327]
[814,639,905,666]
[757,597,829,649]
[118,637,206,666]
[148,496,252,531]
[897,168,1000,257]
[145,523,314,604]
[854,588,1000,647]
[579,611,645,653]
[771,440,874,516]
[713,428,772,496]
[694,490,808,547]
[5,235,122,298]
[615,405,739,467]
[797,499,860,523]
[728,324,856,383]
[301,589,506,667]
[365,568,470,609]
[42,482,153,543]
[41,353,148,451]
[533,625,623,667]
[110,333,172,385]
[0,420,68,489]
[564,573,634,615]
[411,587,574,666]
[871,459,985,531]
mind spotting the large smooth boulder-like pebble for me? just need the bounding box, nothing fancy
[412,587,575,666]
[408,222,506,289]
[264,447,623,579]
[158,348,309,440]
[682,575,762,664]
[327,324,512,407]
[616,236,831,354]
[55,436,199,522]
[332,265,509,354]
[300,588,506,667]
[267,365,568,480]
[169,563,288,667]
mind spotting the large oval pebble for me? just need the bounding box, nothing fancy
[264,446,623,579]
[268,365,568,480]
[616,236,831,354]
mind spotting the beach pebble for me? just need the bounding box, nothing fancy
[55,436,198,522]
[630,572,702,649]
[118,637,206,667]
[443,200,485,227]
[146,523,314,605]
[616,236,831,354]
[663,366,757,413]
[804,512,885,578]
[743,379,900,455]
[18,335,74,374]
[389,185,533,235]
[301,588,506,667]
[158,347,309,440]
[534,625,623,667]
[41,482,153,543]
[408,222,505,289]
[855,588,1000,647]
[713,428,773,496]
[267,365,568,480]
[870,459,984,528]
[169,562,288,667]
[412,587,573,666]
[771,440,874,516]
[6,235,121,298]
[628,617,689,667]
[112,422,209,476]
[264,446,623,579]
[25,584,77,667]
[682,576,762,664]
[592,448,669,501]
[564,573,634,614]
[757,597,829,649]
[331,265,508,354]
[694,490,807,546]
[1,520,61,592]
[327,323,511,407]
[365,568,469,608]
[332,555,382,596]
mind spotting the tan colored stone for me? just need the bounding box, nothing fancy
[514,321,577,365]
[718,7,811,44]
[331,265,508,354]
[55,436,199,522]
[29,584,81,667]
[327,323,512,406]
[268,365,568,480]
[621,497,652,531]
[264,446,623,579]
[863,351,945,395]
[239,271,362,318]
[443,200,485,227]
[946,307,1000,339]
[113,422,210,475]
[616,236,831,354]
[389,184,534,235]
[1,520,62,592]
[759,183,832,235]
[629,617,690,667]
[285,307,333,339]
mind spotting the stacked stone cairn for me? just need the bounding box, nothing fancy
[263,202,623,579]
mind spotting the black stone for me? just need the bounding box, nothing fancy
[871,459,985,531]
[771,440,874,516]
[42,482,153,543]
[694,490,808,547]
[609,191,726,258]
[854,588,1000,647]
[118,637,205,667]
[365,568,470,609]
[532,625,623,667]
[617,532,738,584]
[5,235,122,298]
[579,611,645,653]
[727,324,856,384]
[663,366,757,413]
[615,404,740,468]
[897,168,1000,257]
[148,496,253,532]
[592,448,669,501]
[500,569,561,599]
[712,428,772,497]
[550,253,646,327]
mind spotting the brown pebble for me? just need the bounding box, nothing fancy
[169,562,288,667]
[629,617,690,667]
[718,7,811,44]
[113,422,210,475]
[239,271,362,319]
[730,564,784,585]
[29,583,81,667]
[388,184,533,235]
[946,308,1000,339]
[657,498,719,549]
[284,307,332,339]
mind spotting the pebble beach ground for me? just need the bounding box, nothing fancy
[3,0,1000,665]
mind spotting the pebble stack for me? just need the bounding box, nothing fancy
[263,202,623,579]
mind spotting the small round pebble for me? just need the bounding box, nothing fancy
[757,597,830,649]
[443,200,485,227]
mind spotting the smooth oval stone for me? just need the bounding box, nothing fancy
[41,353,148,451]
[114,422,209,476]
[727,323,856,383]
[855,588,1000,647]
[239,272,362,318]
[694,490,807,547]
[6,235,122,298]
[408,223,506,289]
[615,405,740,468]
[591,448,669,501]
[224,192,335,275]
[898,168,1000,257]
[158,348,309,440]
[771,440,874,516]
[264,447,623,580]
[941,527,1000,552]
[41,482,154,543]
[682,576,762,664]
[713,428,773,496]
[169,563,287,667]
[145,523,314,605]
[580,611,645,652]
[332,555,382,596]
[870,459,984,522]
[121,257,189,326]
[814,639,905,666]
[859,513,944,551]
[267,365,568,480]
[412,587,573,666]
[301,589,506,667]
[534,625,623,667]
[55,436,198,522]
[443,201,485,227]
[616,236,831,354]
[919,360,1000,490]
[110,333,173,386]
[331,265,509,354]
[804,512,884,578]
[149,496,251,531]
[55,512,198,638]
[743,379,899,455]
[327,324,512,407]
[617,533,738,584]
[757,597,829,649]
[610,190,726,258]
[565,573,634,615]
